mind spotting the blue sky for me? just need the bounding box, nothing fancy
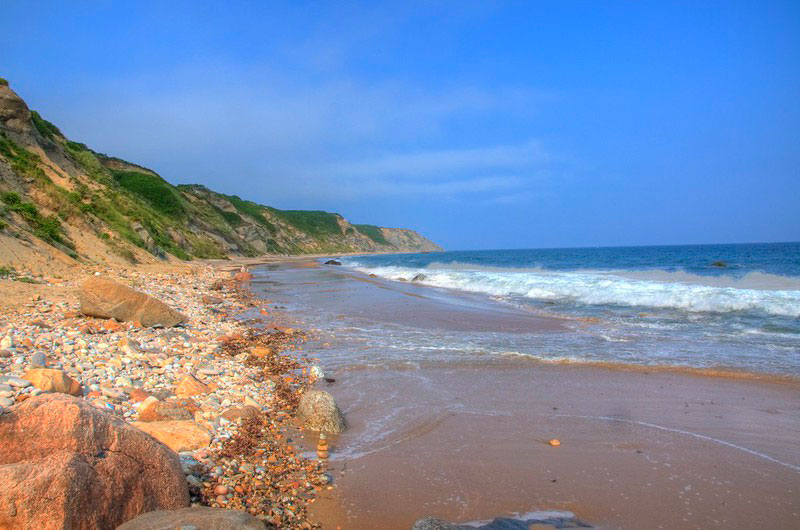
[1,1,798,249]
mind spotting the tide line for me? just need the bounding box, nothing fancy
[554,413,800,473]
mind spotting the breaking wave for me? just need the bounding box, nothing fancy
[343,262,800,317]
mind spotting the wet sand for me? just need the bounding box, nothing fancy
[311,364,799,529]
[254,261,800,529]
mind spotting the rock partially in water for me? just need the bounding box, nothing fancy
[411,273,428,282]
[297,389,346,433]
[412,511,591,529]
[324,259,342,266]
[711,260,728,268]
[233,270,253,283]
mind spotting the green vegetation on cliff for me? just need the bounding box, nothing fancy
[0,82,442,261]
[112,170,185,219]
[268,209,343,237]
[30,111,63,141]
[354,224,389,245]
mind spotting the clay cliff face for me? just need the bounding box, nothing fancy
[0,79,442,268]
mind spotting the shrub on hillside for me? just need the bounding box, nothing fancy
[112,170,185,218]
[30,111,63,140]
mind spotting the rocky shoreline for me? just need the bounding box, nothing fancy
[0,262,336,529]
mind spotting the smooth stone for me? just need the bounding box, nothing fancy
[0,397,14,407]
[101,388,127,401]
[30,352,47,367]
[6,376,31,388]
[0,336,14,350]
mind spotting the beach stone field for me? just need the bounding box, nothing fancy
[0,265,336,529]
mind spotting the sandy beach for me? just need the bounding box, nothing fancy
[0,256,797,529]
[249,259,800,529]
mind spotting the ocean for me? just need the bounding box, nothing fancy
[250,243,800,527]
[335,242,800,376]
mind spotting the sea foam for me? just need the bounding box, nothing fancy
[344,262,800,317]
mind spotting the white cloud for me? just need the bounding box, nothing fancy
[39,62,557,203]
[331,140,549,179]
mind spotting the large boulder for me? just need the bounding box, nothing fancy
[23,368,82,396]
[117,507,265,530]
[0,394,189,530]
[132,420,211,452]
[296,389,346,433]
[78,276,186,327]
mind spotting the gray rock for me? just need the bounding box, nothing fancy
[411,273,428,282]
[412,519,459,530]
[0,397,14,407]
[296,389,346,433]
[101,387,127,401]
[30,352,47,367]
[199,366,222,376]
[5,376,31,388]
[117,507,264,530]
[413,511,591,529]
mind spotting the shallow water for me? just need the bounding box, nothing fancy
[253,261,800,528]
[307,363,800,529]
[337,243,800,376]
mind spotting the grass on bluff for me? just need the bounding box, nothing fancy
[0,191,69,247]
[30,111,63,141]
[111,170,185,219]
[211,205,244,228]
[269,209,343,237]
[354,223,389,245]
[223,194,276,232]
[0,77,8,87]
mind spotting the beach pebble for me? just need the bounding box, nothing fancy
[101,387,127,401]
[0,397,14,407]
[5,376,31,388]
[30,352,47,367]
[199,366,222,376]
[214,484,229,495]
